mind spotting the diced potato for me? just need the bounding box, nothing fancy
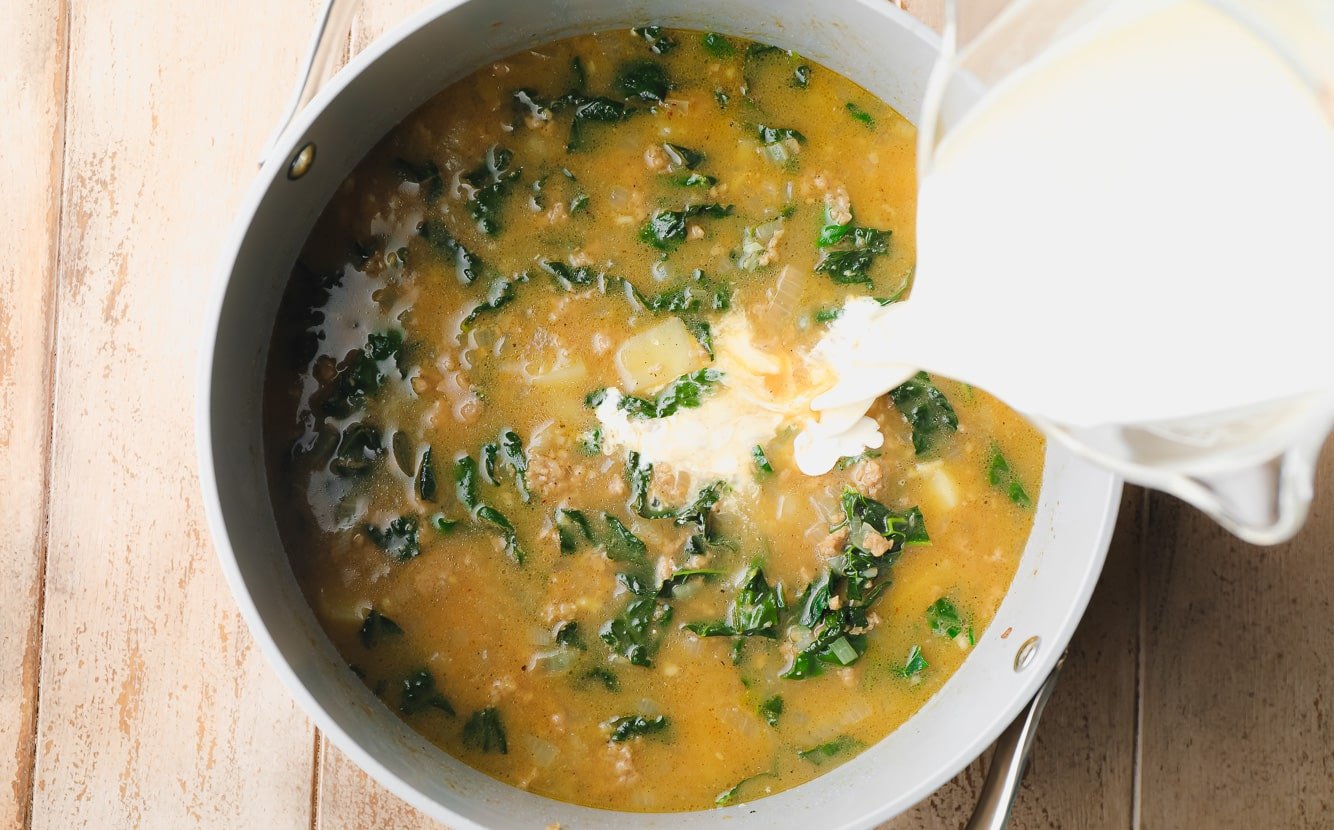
[615,317,707,392]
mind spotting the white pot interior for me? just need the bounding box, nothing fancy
[199,0,1122,827]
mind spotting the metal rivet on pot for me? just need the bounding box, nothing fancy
[288,142,316,180]
[1014,635,1040,671]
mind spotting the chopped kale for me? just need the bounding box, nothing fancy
[608,368,723,419]
[603,515,648,564]
[322,329,406,418]
[512,88,553,124]
[453,455,479,512]
[926,597,965,640]
[631,25,677,54]
[463,144,520,235]
[684,565,782,638]
[888,372,958,455]
[756,124,807,145]
[554,621,585,649]
[845,101,876,128]
[417,218,482,284]
[600,596,672,667]
[358,609,404,649]
[897,644,928,678]
[702,32,736,56]
[759,695,784,727]
[640,203,734,250]
[987,445,1033,508]
[477,505,525,564]
[607,714,669,742]
[813,305,843,324]
[616,59,672,103]
[834,448,882,470]
[399,668,455,716]
[716,773,771,806]
[462,707,508,754]
[815,226,891,287]
[498,428,532,502]
[674,171,718,188]
[797,735,862,764]
[659,568,723,596]
[555,508,595,554]
[714,87,731,108]
[330,422,384,477]
[662,143,705,169]
[429,514,459,533]
[582,666,620,692]
[479,441,499,485]
[416,447,437,501]
[577,427,602,455]
[365,515,420,562]
[459,277,516,332]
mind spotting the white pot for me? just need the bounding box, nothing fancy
[197,1,1122,827]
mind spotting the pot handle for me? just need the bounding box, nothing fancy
[966,653,1066,830]
[260,0,363,165]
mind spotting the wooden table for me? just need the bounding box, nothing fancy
[4,1,1331,827]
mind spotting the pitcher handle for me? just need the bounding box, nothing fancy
[259,0,363,165]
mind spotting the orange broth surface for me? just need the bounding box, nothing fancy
[263,27,1043,812]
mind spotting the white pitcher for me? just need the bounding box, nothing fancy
[885,0,1334,544]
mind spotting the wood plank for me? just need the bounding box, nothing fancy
[0,2,67,827]
[886,488,1143,829]
[1139,444,1334,828]
[27,0,327,826]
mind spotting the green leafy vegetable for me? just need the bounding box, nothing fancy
[793,64,812,88]
[477,505,525,564]
[752,444,773,475]
[416,447,437,501]
[659,568,723,596]
[817,205,852,247]
[756,124,806,145]
[601,596,672,667]
[454,456,479,512]
[702,32,735,56]
[897,644,928,678]
[330,422,384,477]
[498,428,532,502]
[417,218,482,284]
[662,142,704,169]
[600,368,723,419]
[674,171,717,188]
[797,735,861,764]
[815,226,891,287]
[684,565,783,638]
[987,445,1032,508]
[399,668,455,716]
[845,101,875,128]
[459,278,517,332]
[888,372,958,455]
[480,442,499,485]
[359,609,403,649]
[462,144,520,235]
[632,25,677,54]
[813,305,843,324]
[716,773,771,806]
[577,427,602,455]
[926,597,966,640]
[429,514,459,533]
[365,516,420,562]
[554,621,584,649]
[713,87,731,108]
[322,329,406,418]
[640,203,734,250]
[462,707,508,754]
[556,508,595,554]
[607,714,669,742]
[603,515,647,564]
[582,666,620,692]
[834,448,882,470]
[616,59,672,103]
[759,695,783,727]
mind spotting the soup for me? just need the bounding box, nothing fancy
[264,28,1043,813]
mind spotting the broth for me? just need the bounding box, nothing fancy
[263,28,1043,812]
